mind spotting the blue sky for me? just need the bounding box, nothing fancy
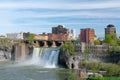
[0,0,120,38]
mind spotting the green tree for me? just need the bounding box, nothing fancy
[104,34,112,44]
[104,33,117,46]
[62,42,74,55]
[28,34,35,45]
[94,40,100,45]
[117,39,120,46]
[104,33,118,54]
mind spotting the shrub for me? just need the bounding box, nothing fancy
[87,62,120,76]
[87,73,104,80]
[82,59,87,67]
[28,34,35,45]
[62,42,75,55]
[103,63,120,76]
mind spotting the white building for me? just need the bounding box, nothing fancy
[6,32,23,40]
[69,29,76,40]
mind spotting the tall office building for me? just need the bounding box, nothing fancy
[80,28,95,43]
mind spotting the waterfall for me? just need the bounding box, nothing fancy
[31,47,60,68]
[31,48,40,64]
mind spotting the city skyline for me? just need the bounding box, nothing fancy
[0,0,120,37]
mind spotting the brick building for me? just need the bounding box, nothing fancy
[105,24,116,34]
[80,28,95,43]
[52,25,69,34]
[34,33,48,40]
[34,25,73,41]
[23,32,31,40]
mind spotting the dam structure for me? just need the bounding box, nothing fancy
[24,40,64,47]
[12,40,63,68]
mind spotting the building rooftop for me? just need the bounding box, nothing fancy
[107,24,115,28]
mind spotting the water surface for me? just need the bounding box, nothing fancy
[0,61,69,80]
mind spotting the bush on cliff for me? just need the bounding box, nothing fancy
[82,59,88,68]
[62,42,74,55]
[87,62,120,76]
[0,38,12,50]
[28,34,35,45]
[87,62,102,73]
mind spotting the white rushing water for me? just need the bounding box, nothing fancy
[31,47,60,68]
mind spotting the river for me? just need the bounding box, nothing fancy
[0,47,74,80]
[0,61,70,80]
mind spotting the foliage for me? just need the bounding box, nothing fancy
[85,49,92,54]
[68,73,77,80]
[104,34,112,44]
[82,59,87,67]
[109,46,120,55]
[104,33,118,46]
[87,73,104,80]
[87,62,120,76]
[28,34,35,45]
[94,40,100,45]
[62,42,75,55]
[87,62,98,72]
[117,39,120,46]
[104,33,120,54]
[0,38,13,50]
[97,62,102,70]
[103,63,120,76]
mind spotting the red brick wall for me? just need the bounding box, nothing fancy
[80,28,94,43]
[48,34,70,41]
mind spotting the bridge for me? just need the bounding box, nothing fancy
[24,40,64,47]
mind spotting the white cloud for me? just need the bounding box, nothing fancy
[0,1,120,10]
[0,0,120,36]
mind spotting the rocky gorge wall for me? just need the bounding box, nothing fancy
[0,47,11,61]
[59,48,120,69]
[69,53,120,69]
[58,48,69,68]
[0,50,11,61]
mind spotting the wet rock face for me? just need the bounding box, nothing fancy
[11,45,15,60]
[11,44,33,61]
[58,48,69,68]
[0,50,11,60]
[58,48,80,69]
